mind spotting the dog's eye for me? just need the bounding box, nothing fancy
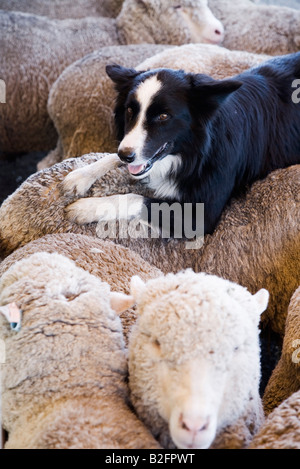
[157,113,170,122]
[127,107,133,118]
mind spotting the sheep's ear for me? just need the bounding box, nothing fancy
[110,292,135,314]
[106,64,142,90]
[130,276,147,302]
[253,289,269,315]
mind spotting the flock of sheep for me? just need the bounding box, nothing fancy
[0,0,300,450]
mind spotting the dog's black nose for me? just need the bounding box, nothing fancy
[118,148,136,164]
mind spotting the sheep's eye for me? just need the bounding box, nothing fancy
[174,5,182,9]
[234,346,240,352]
[157,113,170,122]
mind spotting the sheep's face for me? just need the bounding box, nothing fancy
[128,272,269,449]
[119,0,224,46]
[171,1,224,46]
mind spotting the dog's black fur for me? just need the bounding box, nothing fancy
[106,53,300,235]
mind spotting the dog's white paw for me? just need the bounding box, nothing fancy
[65,194,144,225]
[62,155,122,197]
[62,167,95,197]
[65,198,104,224]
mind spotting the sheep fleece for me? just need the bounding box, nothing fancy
[0,252,160,449]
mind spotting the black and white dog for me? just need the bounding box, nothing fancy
[64,53,300,235]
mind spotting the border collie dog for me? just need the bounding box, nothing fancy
[64,53,300,235]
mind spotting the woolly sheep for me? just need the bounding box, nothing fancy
[250,391,300,449]
[43,43,269,169]
[208,0,300,55]
[0,233,162,343]
[262,287,300,415]
[121,271,269,449]
[0,0,223,154]
[0,0,123,19]
[0,153,299,335]
[0,251,161,449]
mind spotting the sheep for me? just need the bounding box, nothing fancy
[262,287,300,415]
[208,0,300,55]
[0,0,224,155]
[0,251,161,449]
[249,390,300,449]
[43,43,270,169]
[118,271,269,449]
[0,233,163,344]
[0,0,123,19]
[1,153,299,335]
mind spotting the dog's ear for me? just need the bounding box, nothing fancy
[106,65,145,142]
[189,74,242,111]
[106,64,143,92]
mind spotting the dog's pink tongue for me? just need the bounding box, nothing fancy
[128,164,145,175]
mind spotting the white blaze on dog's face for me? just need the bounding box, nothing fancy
[118,75,163,174]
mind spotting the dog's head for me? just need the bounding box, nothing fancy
[106,65,242,179]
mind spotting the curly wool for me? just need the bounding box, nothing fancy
[0,0,123,18]
[209,0,300,55]
[0,251,161,449]
[262,287,300,414]
[250,390,300,449]
[0,233,162,344]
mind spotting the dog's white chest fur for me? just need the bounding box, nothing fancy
[146,154,182,200]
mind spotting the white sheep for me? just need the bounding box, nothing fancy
[43,43,269,169]
[0,232,163,344]
[122,271,269,449]
[209,0,300,55]
[0,0,123,19]
[0,249,161,449]
[0,0,223,155]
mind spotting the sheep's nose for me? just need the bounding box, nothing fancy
[118,148,136,164]
[214,25,224,42]
[180,414,210,434]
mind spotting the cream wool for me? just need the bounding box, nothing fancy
[0,252,161,449]
[209,0,300,55]
[250,390,300,449]
[263,287,300,415]
[0,0,123,19]
[0,233,162,344]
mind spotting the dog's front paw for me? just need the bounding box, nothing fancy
[62,167,95,197]
[65,198,101,225]
[65,194,144,226]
